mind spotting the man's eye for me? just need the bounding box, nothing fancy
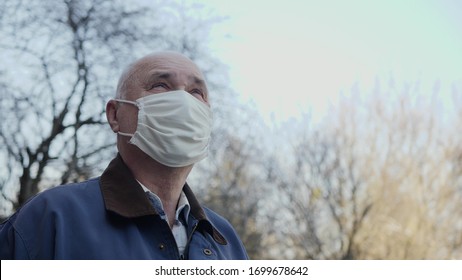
[151,83,168,89]
[189,89,208,103]
[190,89,203,96]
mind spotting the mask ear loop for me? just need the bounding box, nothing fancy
[113,99,138,107]
[112,99,139,138]
[118,131,135,137]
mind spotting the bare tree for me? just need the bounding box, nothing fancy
[267,109,371,259]
[264,80,462,259]
[331,82,462,259]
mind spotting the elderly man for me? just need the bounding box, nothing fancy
[0,51,248,260]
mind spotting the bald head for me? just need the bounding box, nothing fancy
[115,51,208,103]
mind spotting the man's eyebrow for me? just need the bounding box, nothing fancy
[148,72,172,81]
[192,76,206,88]
[145,71,207,90]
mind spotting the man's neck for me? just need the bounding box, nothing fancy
[122,151,193,227]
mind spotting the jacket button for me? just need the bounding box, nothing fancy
[159,243,165,250]
[203,248,212,256]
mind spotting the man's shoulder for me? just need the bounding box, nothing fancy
[28,177,101,204]
[0,177,105,259]
[201,207,240,240]
[200,207,248,259]
[13,178,102,220]
[202,207,234,228]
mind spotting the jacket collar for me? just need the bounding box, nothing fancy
[99,154,227,245]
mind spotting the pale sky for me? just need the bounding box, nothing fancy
[197,0,462,121]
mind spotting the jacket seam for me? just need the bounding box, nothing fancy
[9,220,32,259]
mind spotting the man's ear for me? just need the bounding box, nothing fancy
[106,100,119,133]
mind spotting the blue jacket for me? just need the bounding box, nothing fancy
[0,155,248,260]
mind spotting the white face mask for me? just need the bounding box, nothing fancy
[114,90,212,167]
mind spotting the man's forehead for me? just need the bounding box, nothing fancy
[146,70,206,85]
[135,54,204,78]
